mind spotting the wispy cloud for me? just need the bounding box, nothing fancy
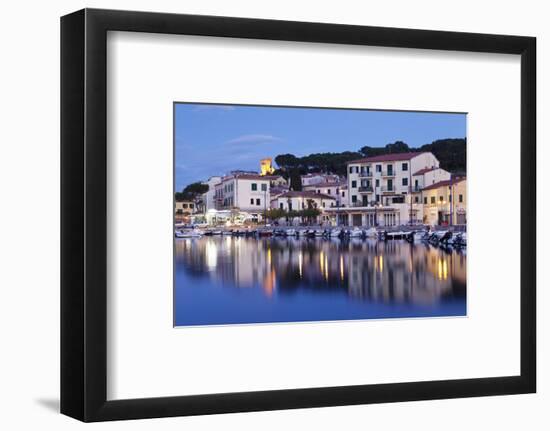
[225,134,283,145]
[192,104,236,112]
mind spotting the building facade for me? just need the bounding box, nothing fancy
[201,175,222,212]
[214,173,271,215]
[302,180,348,207]
[271,190,336,211]
[301,173,341,187]
[343,152,444,225]
[422,177,467,226]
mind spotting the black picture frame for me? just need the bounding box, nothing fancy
[61,8,536,422]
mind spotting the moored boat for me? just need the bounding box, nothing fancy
[175,229,203,238]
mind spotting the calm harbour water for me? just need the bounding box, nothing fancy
[174,236,466,326]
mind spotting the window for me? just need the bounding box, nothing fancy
[459,194,464,203]
[349,166,353,174]
[256,198,261,205]
[431,196,436,204]
[376,194,380,202]
[280,203,283,209]
[327,189,331,194]
[342,191,345,197]
[251,183,257,191]
[439,196,444,202]
[317,189,321,194]
[351,180,357,188]
[375,179,380,187]
[402,163,408,171]
[387,179,393,191]
[402,178,408,186]
[392,196,405,204]
[322,202,326,208]
[355,166,359,173]
[250,198,254,205]
[415,196,419,203]
[387,165,393,175]
[376,164,382,172]
[189,203,194,208]
[261,183,267,191]
[182,203,188,208]
[352,195,357,203]
[424,197,428,204]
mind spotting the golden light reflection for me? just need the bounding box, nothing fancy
[340,255,344,281]
[319,251,325,274]
[298,252,303,279]
[262,269,276,298]
[379,255,384,272]
[324,254,329,281]
[267,247,272,266]
[437,258,449,280]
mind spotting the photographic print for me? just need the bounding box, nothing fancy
[174,103,467,327]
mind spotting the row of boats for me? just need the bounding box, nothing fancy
[175,226,467,247]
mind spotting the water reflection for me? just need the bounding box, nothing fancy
[174,237,466,326]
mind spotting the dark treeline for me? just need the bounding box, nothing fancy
[274,138,467,180]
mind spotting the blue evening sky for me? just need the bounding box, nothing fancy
[174,103,466,191]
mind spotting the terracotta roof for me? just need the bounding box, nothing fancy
[272,191,336,200]
[347,152,426,164]
[303,181,346,188]
[413,167,439,176]
[223,173,272,181]
[422,176,466,191]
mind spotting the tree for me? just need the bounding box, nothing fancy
[289,168,302,191]
[419,138,466,173]
[265,208,286,221]
[274,154,300,170]
[176,182,209,201]
[299,208,321,224]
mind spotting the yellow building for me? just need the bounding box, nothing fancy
[260,158,275,176]
[422,177,467,226]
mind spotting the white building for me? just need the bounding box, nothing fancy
[411,166,451,192]
[271,190,336,211]
[201,175,222,211]
[341,152,443,226]
[214,173,271,217]
[303,180,348,207]
[301,173,341,187]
